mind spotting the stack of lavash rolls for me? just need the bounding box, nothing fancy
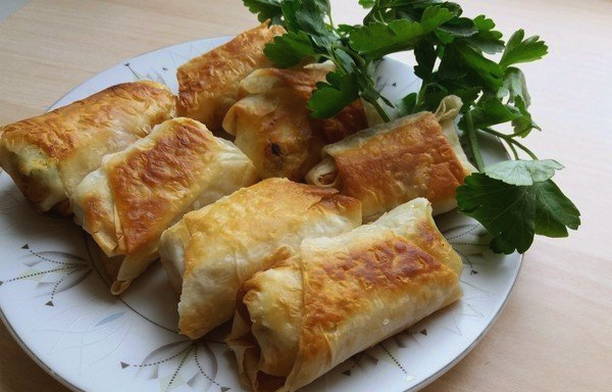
[0,21,475,392]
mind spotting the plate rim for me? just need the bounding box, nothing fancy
[407,258,522,392]
[0,35,523,392]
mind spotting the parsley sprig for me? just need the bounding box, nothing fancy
[243,0,581,254]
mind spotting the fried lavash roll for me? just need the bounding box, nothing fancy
[223,62,367,180]
[72,117,258,294]
[0,81,175,214]
[306,96,476,220]
[228,198,462,392]
[159,178,362,339]
[177,21,285,132]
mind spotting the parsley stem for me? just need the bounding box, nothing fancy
[345,46,366,68]
[507,139,520,160]
[480,127,539,160]
[481,127,519,158]
[509,139,538,160]
[416,83,427,111]
[369,98,391,122]
[464,110,485,171]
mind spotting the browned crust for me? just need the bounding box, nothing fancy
[299,234,457,365]
[224,66,322,181]
[82,196,114,243]
[178,178,360,278]
[317,238,442,288]
[302,237,442,331]
[238,65,330,101]
[315,192,361,217]
[183,178,361,279]
[0,81,174,160]
[107,118,221,254]
[224,65,367,181]
[333,113,466,216]
[176,178,361,339]
[0,81,174,213]
[176,22,285,130]
[0,145,52,209]
[312,99,368,143]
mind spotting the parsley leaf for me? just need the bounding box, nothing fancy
[511,96,540,137]
[533,180,581,238]
[281,0,331,37]
[336,24,357,37]
[457,173,537,254]
[413,40,436,79]
[463,96,520,129]
[242,0,283,24]
[484,159,563,186]
[451,42,503,90]
[420,5,457,32]
[261,0,336,67]
[499,67,531,106]
[437,17,478,38]
[500,29,548,68]
[358,0,375,8]
[307,72,359,118]
[264,31,317,67]
[466,15,504,54]
[349,6,455,59]
[349,20,425,58]
[396,92,418,116]
[457,174,580,253]
[496,68,540,136]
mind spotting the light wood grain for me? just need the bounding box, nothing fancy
[0,1,610,391]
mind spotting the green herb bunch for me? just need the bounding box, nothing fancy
[243,0,581,254]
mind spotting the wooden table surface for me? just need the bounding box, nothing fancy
[0,1,610,391]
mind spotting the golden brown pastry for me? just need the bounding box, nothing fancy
[72,117,258,294]
[159,178,362,339]
[306,95,476,220]
[223,62,368,181]
[177,21,285,131]
[0,81,175,214]
[228,198,463,392]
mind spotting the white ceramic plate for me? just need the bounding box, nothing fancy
[0,37,520,392]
